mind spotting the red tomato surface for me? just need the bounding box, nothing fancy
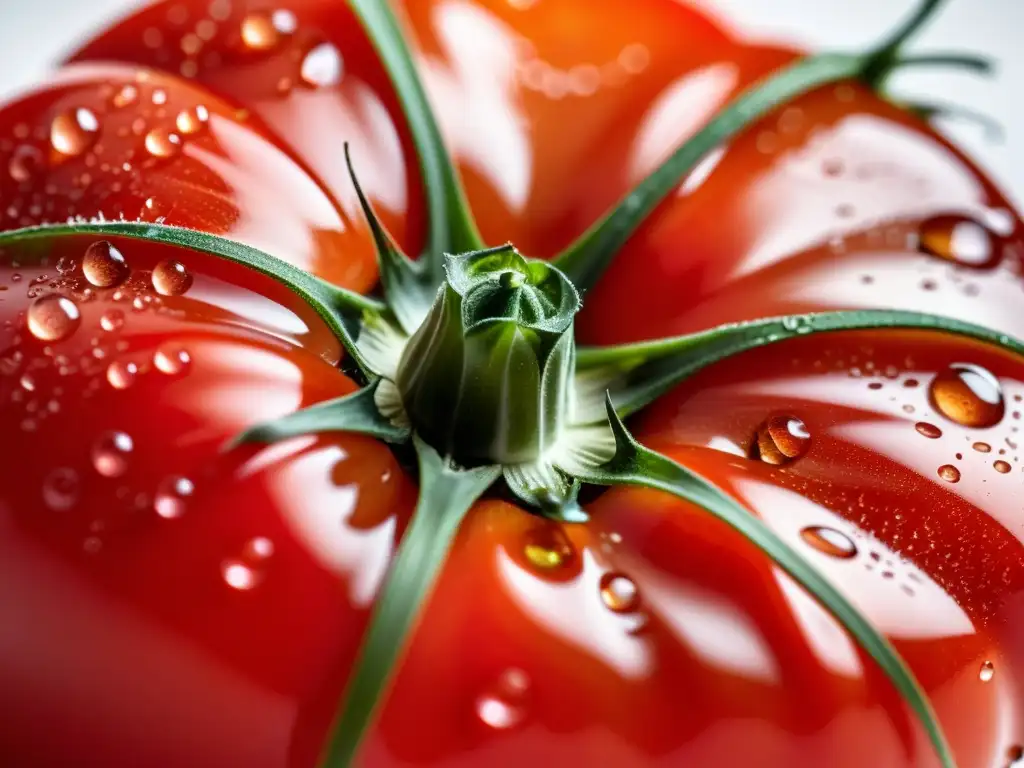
[0,1,1021,767]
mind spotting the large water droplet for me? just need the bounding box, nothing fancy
[751,415,810,465]
[979,660,995,682]
[27,295,81,341]
[42,467,80,510]
[929,363,1005,428]
[475,669,530,730]
[994,460,1011,474]
[151,259,193,296]
[300,43,343,88]
[144,129,182,159]
[175,105,209,135]
[919,215,1001,269]
[50,108,99,156]
[154,476,194,519]
[915,422,942,439]
[938,464,961,484]
[92,431,133,477]
[153,343,191,375]
[8,145,43,182]
[800,526,858,559]
[100,308,125,332]
[240,12,279,50]
[82,240,129,287]
[599,572,640,612]
[106,360,138,390]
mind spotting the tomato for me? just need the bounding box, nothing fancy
[0,1,1022,767]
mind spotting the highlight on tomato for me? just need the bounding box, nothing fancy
[0,1,1022,767]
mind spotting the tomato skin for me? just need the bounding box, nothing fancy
[0,0,1020,767]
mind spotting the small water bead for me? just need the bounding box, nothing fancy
[42,467,80,511]
[82,240,129,287]
[111,84,138,108]
[244,536,275,560]
[599,572,640,612]
[175,105,209,135]
[240,12,279,50]
[144,129,182,159]
[979,660,995,682]
[153,344,191,375]
[751,415,810,465]
[8,144,43,182]
[154,475,194,518]
[91,431,133,477]
[919,214,1001,269]
[475,669,530,730]
[300,43,343,88]
[523,527,575,570]
[994,460,1012,474]
[937,464,961,483]
[800,526,858,559]
[100,309,125,332]
[27,295,81,341]
[50,108,99,156]
[151,259,193,296]
[915,422,942,439]
[974,442,992,453]
[106,361,138,389]
[929,363,1005,428]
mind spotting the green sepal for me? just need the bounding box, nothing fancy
[575,310,1024,422]
[574,395,956,768]
[344,143,438,334]
[224,381,409,451]
[904,100,1003,143]
[348,0,483,263]
[0,221,383,377]
[321,435,500,767]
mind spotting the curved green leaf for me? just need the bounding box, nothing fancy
[321,435,500,767]
[574,395,955,768]
[225,381,409,451]
[574,310,1024,422]
[0,221,383,376]
[349,0,484,263]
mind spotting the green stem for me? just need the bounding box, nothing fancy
[869,0,948,61]
[886,52,993,75]
[349,0,484,264]
[321,436,500,767]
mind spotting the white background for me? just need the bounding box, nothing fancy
[0,0,1021,204]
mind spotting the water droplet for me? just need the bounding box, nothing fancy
[271,9,297,34]
[800,526,858,559]
[938,464,961,483]
[915,422,942,439]
[111,84,138,108]
[144,128,182,158]
[153,344,191,375]
[106,360,138,389]
[100,309,125,332]
[244,536,275,560]
[240,12,279,50]
[475,669,530,730]
[300,43,343,88]
[91,431,133,477]
[175,105,209,135]
[42,467,79,510]
[979,660,995,682]
[154,475,194,518]
[751,415,810,465]
[151,259,193,296]
[973,442,991,453]
[50,108,99,156]
[919,215,1001,269]
[27,295,81,341]
[994,460,1011,474]
[523,526,575,570]
[8,144,43,182]
[929,363,1005,428]
[599,572,640,612]
[82,240,129,287]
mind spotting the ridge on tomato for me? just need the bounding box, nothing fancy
[0,1,1022,768]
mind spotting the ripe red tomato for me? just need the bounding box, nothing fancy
[1,1,1022,767]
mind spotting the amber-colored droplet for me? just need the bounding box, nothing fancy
[973,442,991,453]
[523,526,575,570]
[800,526,858,559]
[153,344,191,375]
[937,464,961,483]
[599,572,640,612]
[151,259,193,296]
[929,363,1005,428]
[751,415,810,465]
[994,460,1011,474]
[919,214,1002,269]
[915,422,942,439]
[979,660,995,682]
[240,12,279,50]
[27,295,81,341]
[144,129,182,158]
[175,105,209,135]
[50,108,99,156]
[82,240,129,287]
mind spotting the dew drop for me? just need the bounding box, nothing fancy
[153,344,191,375]
[929,363,1005,428]
[244,536,275,560]
[915,422,942,439]
[111,84,138,108]
[800,526,858,559]
[100,309,125,332]
[50,108,99,156]
[144,128,182,158]
[300,43,343,88]
[151,259,193,296]
[106,360,138,389]
[82,240,129,287]
[91,431,133,477]
[751,415,810,465]
[27,295,81,341]
[994,460,1011,474]
[42,467,80,510]
[8,144,43,182]
[154,475,194,518]
[599,572,640,612]
[523,526,575,570]
[937,464,961,483]
[979,660,995,682]
[475,669,530,730]
[240,12,279,50]
[974,442,992,453]
[919,215,1001,269]
[221,560,259,590]
[175,105,209,135]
